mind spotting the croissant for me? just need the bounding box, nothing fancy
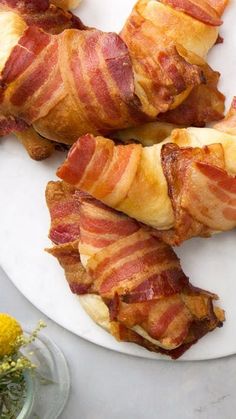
[0,0,226,159]
[46,180,224,358]
[121,0,226,126]
[56,98,236,245]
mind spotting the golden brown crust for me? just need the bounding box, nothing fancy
[51,0,81,10]
[214,97,236,135]
[15,127,55,160]
[132,0,220,58]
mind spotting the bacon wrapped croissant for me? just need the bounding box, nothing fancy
[0,0,227,159]
[121,0,227,126]
[0,0,84,158]
[57,98,236,245]
[46,180,224,358]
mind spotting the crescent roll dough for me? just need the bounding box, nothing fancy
[0,12,26,73]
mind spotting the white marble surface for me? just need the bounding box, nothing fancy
[1,267,236,419]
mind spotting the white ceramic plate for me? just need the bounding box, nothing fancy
[1,0,236,361]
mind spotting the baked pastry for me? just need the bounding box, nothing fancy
[52,0,81,10]
[0,0,226,159]
[0,0,85,158]
[46,180,224,358]
[121,0,227,126]
[57,98,236,244]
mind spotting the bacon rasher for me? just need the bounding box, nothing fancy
[159,0,223,26]
[0,0,84,34]
[57,100,236,244]
[77,192,139,257]
[46,180,80,244]
[158,64,225,126]
[47,240,94,295]
[0,0,227,159]
[46,180,224,358]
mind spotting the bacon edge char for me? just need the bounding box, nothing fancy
[45,180,81,244]
[159,142,236,244]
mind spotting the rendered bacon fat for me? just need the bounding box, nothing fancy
[46,181,224,358]
[57,104,236,244]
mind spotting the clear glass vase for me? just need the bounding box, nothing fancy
[17,333,70,419]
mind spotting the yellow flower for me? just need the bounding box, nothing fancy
[0,313,22,357]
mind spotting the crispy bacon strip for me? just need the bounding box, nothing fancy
[158,143,225,243]
[157,142,236,243]
[46,181,224,358]
[159,0,223,26]
[183,161,236,230]
[0,0,84,34]
[87,230,187,300]
[0,114,28,136]
[45,181,80,244]
[78,192,139,256]
[57,134,142,205]
[111,319,220,359]
[47,241,93,295]
[158,65,225,126]
[46,181,93,294]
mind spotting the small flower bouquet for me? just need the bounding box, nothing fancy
[0,313,46,418]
